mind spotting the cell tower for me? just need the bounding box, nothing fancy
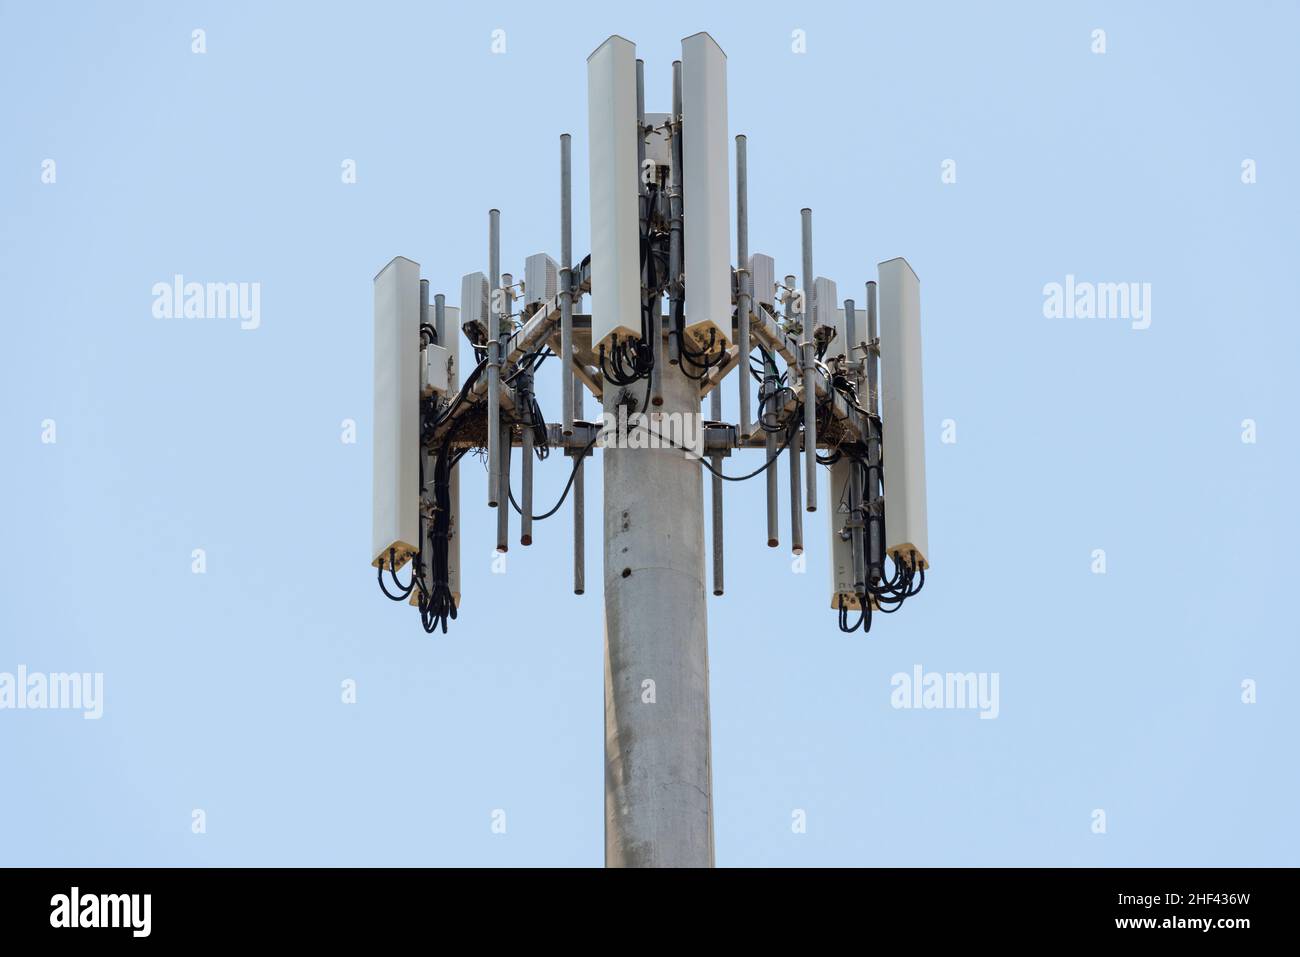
[370,33,929,867]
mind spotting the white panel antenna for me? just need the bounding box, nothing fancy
[878,257,929,568]
[423,344,451,396]
[524,253,559,308]
[681,32,731,353]
[460,272,489,344]
[812,276,838,339]
[372,256,421,570]
[587,35,641,350]
[827,458,859,609]
[748,253,776,311]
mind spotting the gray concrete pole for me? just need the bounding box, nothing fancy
[604,348,714,868]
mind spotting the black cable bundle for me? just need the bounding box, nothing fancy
[832,444,926,634]
[505,349,552,462]
[378,356,492,634]
[377,547,415,601]
[672,297,728,381]
[837,594,871,634]
[418,411,475,634]
[599,184,665,387]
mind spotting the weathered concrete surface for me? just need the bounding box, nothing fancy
[603,340,714,867]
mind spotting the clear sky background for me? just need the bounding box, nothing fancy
[2,1,1296,866]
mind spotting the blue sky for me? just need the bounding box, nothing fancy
[1,0,1297,866]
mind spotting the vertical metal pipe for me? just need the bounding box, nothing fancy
[635,59,646,174]
[672,59,683,130]
[520,378,534,547]
[649,299,663,405]
[636,58,662,409]
[866,280,879,416]
[487,208,501,507]
[490,213,501,297]
[434,292,447,346]
[416,277,432,602]
[784,284,803,554]
[648,119,663,406]
[560,134,574,435]
[849,454,866,597]
[735,134,751,440]
[496,269,512,548]
[496,426,511,553]
[799,208,817,512]
[789,421,804,554]
[419,278,429,340]
[666,60,683,367]
[765,420,779,547]
[572,366,585,594]
[445,293,461,609]
[844,298,858,401]
[419,281,430,451]
[709,386,724,595]
[865,280,882,577]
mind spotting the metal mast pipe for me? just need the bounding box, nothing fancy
[865,280,882,575]
[572,368,585,594]
[710,385,724,595]
[866,280,879,416]
[844,298,858,380]
[496,272,512,551]
[520,371,534,547]
[765,415,780,547]
[487,208,502,508]
[433,292,447,346]
[844,297,866,592]
[785,274,803,554]
[800,208,817,512]
[666,59,683,367]
[735,134,751,440]
[419,278,429,343]
[560,134,574,436]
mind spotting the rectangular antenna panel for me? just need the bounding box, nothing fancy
[681,32,732,353]
[460,272,489,342]
[827,459,857,609]
[372,256,421,570]
[424,344,451,396]
[587,36,641,350]
[878,257,929,568]
[524,253,559,308]
[812,276,838,337]
[421,299,458,397]
[826,459,877,610]
[748,253,776,311]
